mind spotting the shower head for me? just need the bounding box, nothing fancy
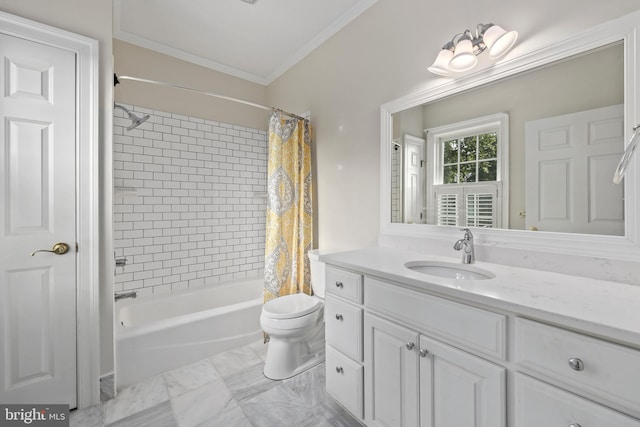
[114,104,151,131]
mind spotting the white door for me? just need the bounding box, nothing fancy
[0,31,77,407]
[403,134,425,224]
[419,335,505,427]
[364,313,420,427]
[525,105,624,235]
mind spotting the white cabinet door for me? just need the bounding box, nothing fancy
[365,313,420,427]
[419,335,506,427]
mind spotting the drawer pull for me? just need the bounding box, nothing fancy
[419,348,429,358]
[405,342,415,350]
[335,314,343,321]
[568,358,584,371]
[336,366,344,374]
[335,281,344,288]
[569,424,582,427]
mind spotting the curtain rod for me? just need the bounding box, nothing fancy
[114,74,309,122]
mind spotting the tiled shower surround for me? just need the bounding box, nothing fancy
[113,105,268,295]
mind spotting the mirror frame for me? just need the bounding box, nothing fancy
[380,10,640,261]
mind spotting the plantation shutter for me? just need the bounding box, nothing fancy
[437,192,460,226]
[435,184,500,227]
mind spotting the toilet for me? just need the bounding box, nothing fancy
[260,249,326,380]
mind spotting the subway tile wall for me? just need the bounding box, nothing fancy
[113,105,268,296]
[391,143,401,223]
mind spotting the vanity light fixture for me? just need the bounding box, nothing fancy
[428,23,518,76]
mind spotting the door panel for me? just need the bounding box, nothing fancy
[403,134,425,224]
[525,105,624,235]
[0,32,77,407]
[420,335,505,427]
[365,313,420,427]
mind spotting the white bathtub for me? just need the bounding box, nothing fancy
[115,277,264,389]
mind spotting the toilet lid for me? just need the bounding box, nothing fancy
[263,293,321,319]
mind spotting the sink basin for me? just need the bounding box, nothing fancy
[405,261,494,280]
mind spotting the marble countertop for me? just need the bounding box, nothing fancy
[320,246,640,348]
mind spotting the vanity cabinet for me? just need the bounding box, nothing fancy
[514,317,640,426]
[364,289,506,427]
[322,259,640,427]
[324,266,364,420]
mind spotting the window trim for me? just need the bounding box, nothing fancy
[426,113,509,228]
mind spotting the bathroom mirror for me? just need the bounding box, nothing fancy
[380,11,640,259]
[392,43,624,235]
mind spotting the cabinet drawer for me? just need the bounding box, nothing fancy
[325,294,363,361]
[515,317,640,414]
[325,266,363,304]
[365,277,506,360]
[515,373,640,427]
[326,345,364,419]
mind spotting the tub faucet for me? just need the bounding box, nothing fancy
[453,228,475,264]
[115,291,138,301]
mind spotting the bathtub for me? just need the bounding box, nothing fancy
[115,277,264,389]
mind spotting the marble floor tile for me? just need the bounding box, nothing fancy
[105,401,177,427]
[223,362,280,403]
[248,339,269,361]
[210,344,263,379]
[75,343,361,427]
[163,358,220,398]
[171,379,249,427]
[239,383,314,427]
[100,374,115,402]
[283,363,327,407]
[102,374,170,425]
[70,403,104,427]
[310,397,365,427]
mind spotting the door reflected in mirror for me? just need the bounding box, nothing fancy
[391,42,624,236]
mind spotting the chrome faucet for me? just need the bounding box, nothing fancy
[453,228,475,264]
[114,291,138,301]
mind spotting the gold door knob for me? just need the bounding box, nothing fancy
[31,243,70,256]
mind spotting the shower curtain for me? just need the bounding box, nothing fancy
[264,111,313,303]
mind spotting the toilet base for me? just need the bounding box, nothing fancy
[263,326,325,380]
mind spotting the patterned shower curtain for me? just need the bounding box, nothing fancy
[264,111,313,303]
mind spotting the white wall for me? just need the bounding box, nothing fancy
[114,40,269,131]
[266,0,640,253]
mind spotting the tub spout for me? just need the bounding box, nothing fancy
[115,291,138,301]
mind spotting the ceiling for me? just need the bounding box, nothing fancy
[113,0,378,85]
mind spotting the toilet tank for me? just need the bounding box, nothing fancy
[308,249,326,298]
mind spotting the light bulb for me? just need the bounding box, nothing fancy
[428,49,454,76]
[483,25,518,58]
[449,39,477,72]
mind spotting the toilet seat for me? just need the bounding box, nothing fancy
[262,293,322,320]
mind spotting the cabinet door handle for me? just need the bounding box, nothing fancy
[419,348,429,358]
[335,281,343,288]
[335,314,343,321]
[336,366,344,374]
[405,342,415,350]
[568,358,584,371]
